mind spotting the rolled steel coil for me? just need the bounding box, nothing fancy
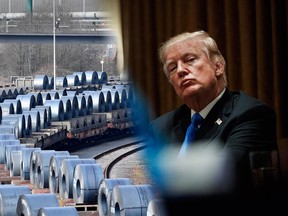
[0,89,7,102]
[59,158,96,199]
[0,125,16,136]
[47,91,60,100]
[82,94,93,115]
[11,87,19,96]
[3,99,22,114]
[0,139,20,164]
[101,90,112,112]
[29,149,42,184]
[55,76,68,88]
[117,88,128,109]
[34,150,70,189]
[50,89,67,98]
[44,99,65,121]
[39,92,51,104]
[16,94,36,111]
[37,207,79,216]
[73,163,104,204]
[98,178,132,216]
[110,184,156,216]
[60,98,72,120]
[3,88,13,99]
[10,150,22,176]
[1,114,26,138]
[5,144,23,171]
[16,87,25,95]
[0,185,31,216]
[16,193,60,216]
[23,110,41,132]
[49,155,79,193]
[0,134,17,140]
[31,107,48,129]
[0,102,15,116]
[66,74,80,87]
[20,148,41,180]
[85,70,99,84]
[73,72,87,85]
[23,114,32,136]
[36,106,52,127]
[97,71,108,84]
[34,75,49,90]
[60,95,79,118]
[65,90,77,96]
[75,95,87,116]
[109,90,120,110]
[82,91,105,113]
[146,199,168,216]
[48,77,54,89]
[29,92,43,106]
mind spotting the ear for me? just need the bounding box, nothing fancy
[215,60,224,77]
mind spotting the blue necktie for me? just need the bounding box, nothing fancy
[178,112,203,157]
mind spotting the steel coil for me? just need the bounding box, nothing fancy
[82,91,105,113]
[60,98,72,120]
[10,150,22,176]
[31,107,48,129]
[73,163,104,204]
[75,95,87,116]
[55,77,68,88]
[36,106,52,127]
[0,102,15,116]
[16,193,60,216]
[97,71,108,85]
[0,139,20,164]
[39,92,51,104]
[100,90,112,112]
[44,100,65,121]
[85,71,99,84]
[146,199,167,216]
[20,148,41,180]
[0,134,17,140]
[110,184,156,216]
[23,110,41,132]
[34,75,49,90]
[3,99,22,114]
[37,207,78,216]
[34,150,70,189]
[16,94,36,111]
[1,114,26,138]
[29,149,42,184]
[98,178,132,216]
[0,185,31,216]
[5,144,23,171]
[27,92,43,106]
[73,72,87,85]
[49,155,79,193]
[66,75,80,87]
[60,96,79,118]
[59,158,96,199]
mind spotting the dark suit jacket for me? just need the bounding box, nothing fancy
[148,88,279,195]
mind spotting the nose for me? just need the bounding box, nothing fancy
[176,61,189,75]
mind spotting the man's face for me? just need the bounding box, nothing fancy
[163,40,221,103]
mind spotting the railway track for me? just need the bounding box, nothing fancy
[94,138,151,184]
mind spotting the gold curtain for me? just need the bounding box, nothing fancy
[117,0,288,139]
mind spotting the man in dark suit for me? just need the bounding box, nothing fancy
[147,30,280,215]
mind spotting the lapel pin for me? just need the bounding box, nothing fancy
[215,118,222,125]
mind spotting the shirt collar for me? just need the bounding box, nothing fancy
[191,88,226,119]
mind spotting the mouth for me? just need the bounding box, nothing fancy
[181,79,195,88]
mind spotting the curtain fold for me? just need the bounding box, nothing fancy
[118,0,288,138]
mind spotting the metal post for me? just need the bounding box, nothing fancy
[53,0,56,90]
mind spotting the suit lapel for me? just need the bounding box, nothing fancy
[197,89,234,144]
